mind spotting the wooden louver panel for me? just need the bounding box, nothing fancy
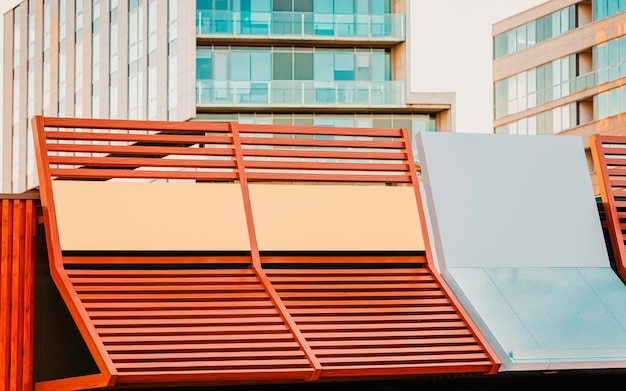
[591,134,626,281]
[31,116,499,389]
[265,258,494,377]
[66,267,313,385]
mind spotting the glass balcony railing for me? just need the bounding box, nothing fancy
[196,80,406,108]
[196,10,405,41]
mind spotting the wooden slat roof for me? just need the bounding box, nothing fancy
[31,116,499,390]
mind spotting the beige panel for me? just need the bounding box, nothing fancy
[250,184,425,251]
[52,181,250,251]
[2,11,14,192]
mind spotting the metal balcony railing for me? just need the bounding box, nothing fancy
[196,79,406,108]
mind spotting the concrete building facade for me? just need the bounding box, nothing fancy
[2,0,454,194]
[493,0,626,192]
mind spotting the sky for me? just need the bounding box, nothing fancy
[0,0,548,134]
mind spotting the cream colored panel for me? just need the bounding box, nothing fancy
[52,181,250,251]
[250,184,424,251]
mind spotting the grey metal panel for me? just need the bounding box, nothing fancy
[416,132,607,268]
[449,267,626,370]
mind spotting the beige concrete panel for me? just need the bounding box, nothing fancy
[65,0,75,117]
[117,0,128,118]
[156,0,169,120]
[99,0,110,118]
[250,184,425,251]
[176,1,197,121]
[2,11,14,193]
[52,181,250,251]
[47,0,58,117]
[16,2,28,192]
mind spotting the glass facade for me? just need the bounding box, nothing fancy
[495,103,576,135]
[196,46,404,106]
[593,0,626,20]
[594,35,626,85]
[493,6,575,59]
[594,85,626,120]
[494,55,575,118]
[196,0,403,40]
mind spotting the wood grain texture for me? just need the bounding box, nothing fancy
[0,198,36,391]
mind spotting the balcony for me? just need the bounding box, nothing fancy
[196,10,405,45]
[196,79,406,108]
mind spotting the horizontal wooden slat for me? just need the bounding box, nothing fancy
[49,168,237,181]
[243,160,409,172]
[272,283,438,291]
[246,172,410,183]
[114,358,312,370]
[45,131,232,144]
[318,353,489,365]
[48,156,236,169]
[101,333,298,344]
[110,350,305,361]
[237,123,403,137]
[240,148,407,160]
[105,341,301,353]
[46,143,234,157]
[41,117,232,132]
[66,269,255,277]
[239,137,403,149]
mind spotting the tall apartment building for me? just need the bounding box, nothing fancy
[2,0,454,194]
[493,0,626,192]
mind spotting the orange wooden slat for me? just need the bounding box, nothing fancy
[45,131,232,144]
[240,148,407,161]
[46,143,235,157]
[49,168,237,181]
[48,156,237,169]
[41,116,231,132]
[236,123,403,137]
[242,160,409,172]
[105,341,301,353]
[0,199,36,391]
[246,172,411,183]
[239,137,404,149]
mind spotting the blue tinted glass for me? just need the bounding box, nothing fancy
[334,53,354,80]
[314,52,334,80]
[251,52,271,80]
[230,52,250,81]
[196,51,212,79]
[314,0,332,13]
[335,0,353,14]
[214,52,228,80]
[594,0,608,20]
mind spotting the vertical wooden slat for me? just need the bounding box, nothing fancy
[0,198,36,391]
[0,199,12,391]
[10,200,24,390]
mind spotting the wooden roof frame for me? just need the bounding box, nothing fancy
[591,134,626,281]
[32,116,499,390]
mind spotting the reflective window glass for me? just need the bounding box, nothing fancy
[294,52,313,80]
[273,52,292,80]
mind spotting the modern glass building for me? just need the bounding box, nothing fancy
[2,0,454,194]
[492,0,626,192]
